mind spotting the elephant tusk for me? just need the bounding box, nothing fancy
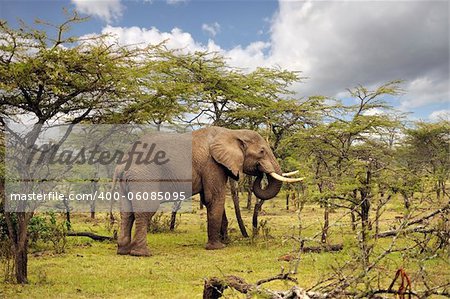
[282,170,299,177]
[269,172,304,183]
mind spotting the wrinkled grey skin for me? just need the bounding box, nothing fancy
[117,126,283,256]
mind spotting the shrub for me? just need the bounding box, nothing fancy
[28,212,68,254]
[148,212,179,233]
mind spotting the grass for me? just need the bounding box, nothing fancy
[1,194,449,298]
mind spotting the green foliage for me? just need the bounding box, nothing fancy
[0,11,448,295]
[0,11,149,123]
[28,212,68,254]
[404,121,450,185]
[0,213,11,242]
[252,219,273,243]
[281,81,404,206]
[0,237,14,283]
[0,198,448,298]
[147,212,179,233]
[105,49,310,131]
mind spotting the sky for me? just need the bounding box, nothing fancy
[1,0,449,121]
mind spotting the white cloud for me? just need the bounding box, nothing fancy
[399,77,449,110]
[71,0,124,23]
[363,108,384,116]
[224,41,271,70]
[100,25,207,53]
[267,0,449,104]
[95,24,272,70]
[202,22,221,37]
[85,0,448,114]
[429,109,450,121]
[167,0,187,5]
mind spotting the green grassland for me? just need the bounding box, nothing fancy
[1,194,448,298]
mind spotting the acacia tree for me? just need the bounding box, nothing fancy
[173,59,311,232]
[183,58,307,231]
[0,12,146,283]
[102,43,309,233]
[283,81,403,244]
[223,71,325,231]
[103,48,200,130]
[404,121,450,200]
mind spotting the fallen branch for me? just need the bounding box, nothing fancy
[203,274,327,299]
[278,245,344,262]
[376,226,436,238]
[406,202,449,227]
[256,273,298,285]
[66,231,113,242]
[367,289,419,298]
[302,244,343,253]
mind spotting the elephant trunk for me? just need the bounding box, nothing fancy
[252,154,283,200]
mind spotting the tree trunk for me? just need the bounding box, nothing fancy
[436,181,441,200]
[317,182,329,244]
[109,211,115,226]
[374,204,381,238]
[321,201,329,244]
[108,196,115,225]
[286,192,290,211]
[63,197,71,227]
[6,212,31,284]
[170,212,177,231]
[90,178,98,219]
[170,201,182,231]
[359,190,371,267]
[401,191,411,210]
[252,199,264,236]
[292,191,298,209]
[360,169,372,233]
[351,211,357,231]
[230,179,249,238]
[360,193,371,234]
[15,245,28,284]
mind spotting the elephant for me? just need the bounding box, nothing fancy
[115,126,303,256]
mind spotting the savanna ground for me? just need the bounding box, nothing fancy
[1,192,448,298]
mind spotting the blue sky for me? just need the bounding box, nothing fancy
[1,0,276,49]
[1,0,449,121]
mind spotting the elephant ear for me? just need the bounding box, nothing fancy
[210,132,245,179]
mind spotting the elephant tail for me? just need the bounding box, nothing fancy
[117,171,129,198]
[111,166,128,198]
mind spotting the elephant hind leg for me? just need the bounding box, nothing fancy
[117,211,134,255]
[129,212,155,257]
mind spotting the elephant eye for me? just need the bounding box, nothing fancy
[259,148,265,155]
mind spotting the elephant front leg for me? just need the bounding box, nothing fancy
[129,212,154,256]
[117,212,134,255]
[205,193,226,250]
